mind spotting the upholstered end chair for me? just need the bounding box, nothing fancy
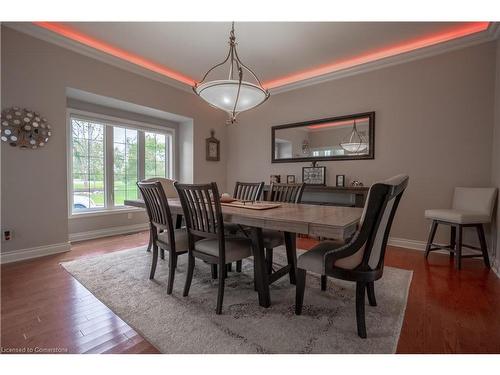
[295,174,409,338]
[424,187,498,269]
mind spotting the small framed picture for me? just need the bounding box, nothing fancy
[302,166,326,185]
[286,175,296,184]
[336,174,345,187]
[206,130,220,161]
[270,175,281,184]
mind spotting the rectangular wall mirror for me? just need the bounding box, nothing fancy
[271,112,375,163]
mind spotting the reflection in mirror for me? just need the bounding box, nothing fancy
[272,112,374,162]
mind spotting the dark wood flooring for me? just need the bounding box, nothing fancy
[1,231,499,353]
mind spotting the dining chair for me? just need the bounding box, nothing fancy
[424,187,497,269]
[137,181,189,294]
[141,177,181,259]
[174,182,255,314]
[226,181,265,274]
[261,183,305,274]
[295,175,409,338]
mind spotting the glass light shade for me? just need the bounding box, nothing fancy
[195,80,268,113]
[340,142,368,153]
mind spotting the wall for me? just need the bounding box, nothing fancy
[1,26,227,254]
[492,37,500,274]
[227,41,496,247]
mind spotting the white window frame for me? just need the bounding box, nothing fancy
[67,109,175,218]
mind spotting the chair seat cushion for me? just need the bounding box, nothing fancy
[297,240,346,274]
[157,228,189,252]
[424,209,491,224]
[194,237,253,263]
[261,229,284,249]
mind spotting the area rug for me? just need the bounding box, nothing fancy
[61,246,412,353]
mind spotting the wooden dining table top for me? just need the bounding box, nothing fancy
[125,198,363,240]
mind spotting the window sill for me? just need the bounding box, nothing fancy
[69,207,145,220]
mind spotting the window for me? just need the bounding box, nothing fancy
[113,127,138,206]
[71,119,105,210]
[145,132,167,179]
[69,112,173,215]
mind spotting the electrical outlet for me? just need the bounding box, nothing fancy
[4,230,12,241]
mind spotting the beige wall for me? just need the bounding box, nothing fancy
[492,38,500,274]
[227,41,496,246]
[1,26,227,253]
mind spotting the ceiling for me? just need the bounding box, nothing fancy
[25,22,494,90]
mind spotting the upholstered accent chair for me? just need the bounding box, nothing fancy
[261,183,305,274]
[137,181,188,294]
[174,182,254,314]
[295,175,409,338]
[424,187,498,269]
[225,181,265,274]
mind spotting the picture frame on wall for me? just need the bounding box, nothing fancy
[286,175,296,184]
[336,174,345,187]
[270,175,281,184]
[302,166,326,185]
[206,130,220,161]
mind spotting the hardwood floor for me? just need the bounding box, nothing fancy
[1,231,499,353]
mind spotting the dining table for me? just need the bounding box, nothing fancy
[125,198,363,308]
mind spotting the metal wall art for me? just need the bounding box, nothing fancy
[1,107,52,149]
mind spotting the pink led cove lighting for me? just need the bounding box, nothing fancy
[33,22,490,90]
[263,22,490,89]
[33,22,196,86]
[308,118,370,130]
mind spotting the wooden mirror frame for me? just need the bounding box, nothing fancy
[271,111,375,163]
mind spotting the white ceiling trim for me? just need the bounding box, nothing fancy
[6,22,499,97]
[6,23,193,94]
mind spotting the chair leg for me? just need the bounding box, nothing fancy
[449,225,456,257]
[216,264,226,314]
[456,225,463,270]
[183,253,195,297]
[366,282,377,306]
[160,248,165,260]
[211,264,218,279]
[236,260,242,272]
[320,275,327,291]
[265,248,273,274]
[149,244,159,280]
[167,251,176,295]
[295,268,307,315]
[227,263,232,272]
[356,282,367,338]
[146,228,153,252]
[424,220,438,259]
[476,224,491,268]
[223,264,228,279]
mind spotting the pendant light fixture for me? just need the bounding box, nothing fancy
[340,120,368,153]
[193,22,270,124]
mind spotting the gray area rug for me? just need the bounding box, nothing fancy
[61,246,412,353]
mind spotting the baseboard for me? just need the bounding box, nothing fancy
[69,223,149,243]
[0,242,71,264]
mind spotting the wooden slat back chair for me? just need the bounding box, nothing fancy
[268,183,305,203]
[295,175,409,338]
[137,181,188,294]
[174,182,254,314]
[142,178,182,258]
[226,181,265,274]
[261,183,306,274]
[234,181,265,201]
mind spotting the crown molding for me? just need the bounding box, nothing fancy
[269,24,499,95]
[5,22,498,97]
[5,23,193,94]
